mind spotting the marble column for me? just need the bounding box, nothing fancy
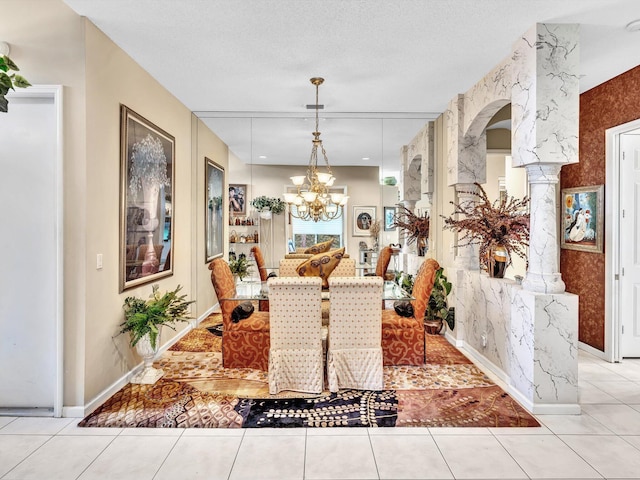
[522,164,566,294]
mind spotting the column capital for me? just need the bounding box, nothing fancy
[525,164,562,184]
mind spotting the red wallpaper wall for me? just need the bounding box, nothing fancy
[561,65,640,351]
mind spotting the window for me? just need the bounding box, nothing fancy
[287,186,346,250]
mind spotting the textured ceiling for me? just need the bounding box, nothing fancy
[63,0,640,176]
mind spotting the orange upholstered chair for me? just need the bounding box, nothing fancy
[208,258,270,370]
[375,246,394,279]
[381,258,439,365]
[250,246,270,312]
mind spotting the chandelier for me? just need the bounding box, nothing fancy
[282,77,348,222]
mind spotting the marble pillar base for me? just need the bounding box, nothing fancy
[452,269,580,414]
[510,288,579,414]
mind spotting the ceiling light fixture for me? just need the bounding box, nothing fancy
[283,77,348,222]
[626,19,640,32]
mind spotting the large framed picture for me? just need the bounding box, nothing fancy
[120,105,175,292]
[384,206,396,231]
[206,158,224,262]
[353,206,376,236]
[561,184,604,253]
[229,183,246,216]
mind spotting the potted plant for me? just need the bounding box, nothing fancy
[119,284,194,384]
[393,270,414,294]
[0,55,31,113]
[391,205,430,255]
[229,253,252,281]
[250,195,286,219]
[443,182,529,277]
[424,268,455,334]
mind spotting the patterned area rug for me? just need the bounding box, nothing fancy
[79,313,539,428]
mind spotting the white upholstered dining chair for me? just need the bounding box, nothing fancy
[267,276,324,394]
[326,276,384,392]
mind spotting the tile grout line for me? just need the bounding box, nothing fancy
[226,428,246,480]
[150,429,184,480]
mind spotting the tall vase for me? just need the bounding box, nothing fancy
[417,236,428,256]
[130,331,164,384]
[487,244,509,278]
[141,181,161,275]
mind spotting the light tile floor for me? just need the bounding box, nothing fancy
[2,350,640,479]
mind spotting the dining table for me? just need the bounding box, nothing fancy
[224,278,413,302]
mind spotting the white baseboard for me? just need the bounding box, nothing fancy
[64,305,221,418]
[457,339,581,416]
[579,341,609,361]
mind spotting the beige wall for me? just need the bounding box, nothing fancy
[83,20,196,402]
[195,119,229,313]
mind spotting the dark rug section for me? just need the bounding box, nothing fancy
[235,389,397,428]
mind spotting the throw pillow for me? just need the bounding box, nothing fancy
[393,300,414,318]
[296,247,345,289]
[303,239,334,255]
[231,301,255,323]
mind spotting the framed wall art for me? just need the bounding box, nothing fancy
[353,206,376,236]
[229,183,246,216]
[561,184,604,253]
[205,158,224,262]
[120,105,175,291]
[384,206,396,231]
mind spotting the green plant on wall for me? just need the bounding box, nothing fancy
[425,268,455,331]
[0,55,31,113]
[250,196,286,214]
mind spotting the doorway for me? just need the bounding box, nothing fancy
[0,86,63,415]
[607,119,640,361]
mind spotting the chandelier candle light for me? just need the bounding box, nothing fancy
[283,78,348,222]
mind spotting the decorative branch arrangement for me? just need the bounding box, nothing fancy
[391,205,430,245]
[442,183,529,269]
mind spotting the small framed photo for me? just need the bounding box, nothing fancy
[384,206,396,231]
[229,183,246,216]
[561,185,604,253]
[205,158,224,262]
[353,206,376,236]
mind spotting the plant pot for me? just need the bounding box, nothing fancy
[487,244,509,278]
[259,209,272,220]
[130,331,164,384]
[424,318,444,335]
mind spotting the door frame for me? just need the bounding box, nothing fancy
[7,85,64,415]
[605,117,640,362]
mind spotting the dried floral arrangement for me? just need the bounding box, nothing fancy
[442,183,529,268]
[369,219,381,239]
[391,205,430,245]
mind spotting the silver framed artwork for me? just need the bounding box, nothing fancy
[119,105,175,291]
[353,206,376,236]
[205,158,224,262]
